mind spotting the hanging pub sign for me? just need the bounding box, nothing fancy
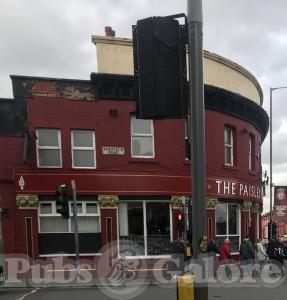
[273,205,287,222]
[274,186,287,206]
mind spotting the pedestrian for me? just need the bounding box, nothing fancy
[255,238,266,271]
[240,236,255,278]
[207,239,219,279]
[219,238,232,279]
[170,236,186,279]
[267,238,286,275]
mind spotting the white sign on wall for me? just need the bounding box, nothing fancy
[102,147,125,156]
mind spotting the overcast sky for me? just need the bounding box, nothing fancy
[1,0,287,212]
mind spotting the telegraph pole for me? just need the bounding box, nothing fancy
[188,0,208,299]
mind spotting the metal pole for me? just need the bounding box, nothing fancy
[269,88,273,240]
[187,0,207,299]
[182,197,187,242]
[0,211,4,274]
[71,180,80,278]
[269,86,287,240]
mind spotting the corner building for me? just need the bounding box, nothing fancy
[0,31,268,265]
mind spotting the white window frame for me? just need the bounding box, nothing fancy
[215,203,241,253]
[117,200,171,259]
[131,116,155,158]
[38,201,100,233]
[36,129,62,168]
[71,130,96,169]
[38,201,69,233]
[224,126,233,166]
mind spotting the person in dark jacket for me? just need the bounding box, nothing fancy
[207,239,219,278]
[170,237,186,278]
[240,236,255,278]
[267,238,286,275]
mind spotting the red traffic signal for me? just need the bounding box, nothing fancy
[176,212,184,231]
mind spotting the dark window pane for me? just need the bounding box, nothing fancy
[146,202,170,235]
[224,146,232,165]
[224,127,232,145]
[229,236,239,252]
[216,203,227,235]
[228,204,238,235]
[146,202,170,255]
[119,202,144,256]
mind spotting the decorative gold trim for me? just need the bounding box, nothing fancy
[170,196,183,209]
[206,197,218,209]
[240,201,252,211]
[16,194,39,209]
[251,203,260,213]
[98,195,119,208]
[199,235,208,253]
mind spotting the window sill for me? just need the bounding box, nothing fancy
[37,166,62,169]
[39,253,102,257]
[223,164,238,171]
[129,158,159,163]
[72,167,96,169]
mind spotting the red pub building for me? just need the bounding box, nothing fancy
[0,30,268,271]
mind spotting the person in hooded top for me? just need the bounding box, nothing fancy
[255,239,266,269]
[240,236,255,278]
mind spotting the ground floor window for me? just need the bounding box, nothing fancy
[119,200,171,256]
[215,202,240,252]
[38,199,101,255]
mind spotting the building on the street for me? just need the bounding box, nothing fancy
[261,212,270,240]
[273,186,287,237]
[0,27,268,267]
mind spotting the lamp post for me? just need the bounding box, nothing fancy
[269,86,287,240]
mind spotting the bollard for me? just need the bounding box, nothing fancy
[177,275,194,300]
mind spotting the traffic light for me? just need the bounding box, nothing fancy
[176,212,184,231]
[268,222,277,240]
[133,16,188,119]
[56,184,69,219]
[272,222,277,238]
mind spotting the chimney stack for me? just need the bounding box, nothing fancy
[105,26,115,37]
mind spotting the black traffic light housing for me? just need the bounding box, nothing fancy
[56,184,69,219]
[176,211,184,231]
[268,222,277,240]
[133,15,188,119]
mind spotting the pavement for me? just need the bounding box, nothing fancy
[1,263,287,300]
[1,281,287,300]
